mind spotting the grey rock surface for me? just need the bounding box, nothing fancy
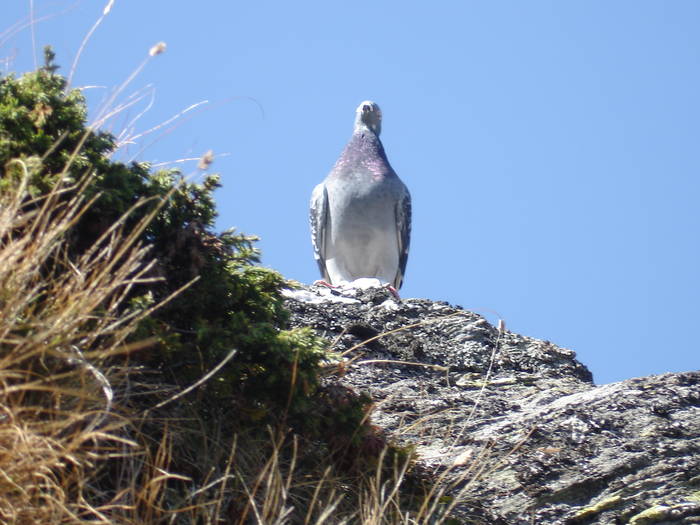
[284,284,700,524]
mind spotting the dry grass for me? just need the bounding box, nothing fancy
[0,157,164,524]
[205,428,472,525]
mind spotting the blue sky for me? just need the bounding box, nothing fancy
[3,1,699,384]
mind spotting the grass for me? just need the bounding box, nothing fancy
[0,156,156,522]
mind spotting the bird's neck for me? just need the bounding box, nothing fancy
[350,129,385,157]
[331,131,393,178]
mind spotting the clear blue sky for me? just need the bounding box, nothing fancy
[4,1,699,384]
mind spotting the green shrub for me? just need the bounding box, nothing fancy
[0,47,373,432]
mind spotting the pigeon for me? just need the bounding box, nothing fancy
[310,101,411,290]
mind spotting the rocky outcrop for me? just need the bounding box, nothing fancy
[284,284,700,524]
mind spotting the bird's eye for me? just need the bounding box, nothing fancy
[363,104,371,112]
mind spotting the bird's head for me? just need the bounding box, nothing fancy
[354,100,382,136]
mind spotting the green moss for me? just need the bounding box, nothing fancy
[688,491,700,503]
[572,494,622,520]
[628,505,671,524]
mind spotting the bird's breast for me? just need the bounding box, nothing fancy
[327,172,397,203]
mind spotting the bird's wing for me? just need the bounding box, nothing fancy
[309,182,330,281]
[394,185,412,289]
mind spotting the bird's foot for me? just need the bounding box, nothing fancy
[384,284,401,300]
[313,280,338,289]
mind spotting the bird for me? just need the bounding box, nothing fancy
[310,101,411,291]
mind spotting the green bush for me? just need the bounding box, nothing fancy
[0,47,363,431]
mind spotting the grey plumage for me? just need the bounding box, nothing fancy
[310,101,411,289]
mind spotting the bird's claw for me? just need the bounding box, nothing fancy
[385,284,401,300]
[313,280,338,288]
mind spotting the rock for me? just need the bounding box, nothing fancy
[285,284,700,524]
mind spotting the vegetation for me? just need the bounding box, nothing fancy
[0,48,459,523]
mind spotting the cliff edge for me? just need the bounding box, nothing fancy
[285,284,700,524]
